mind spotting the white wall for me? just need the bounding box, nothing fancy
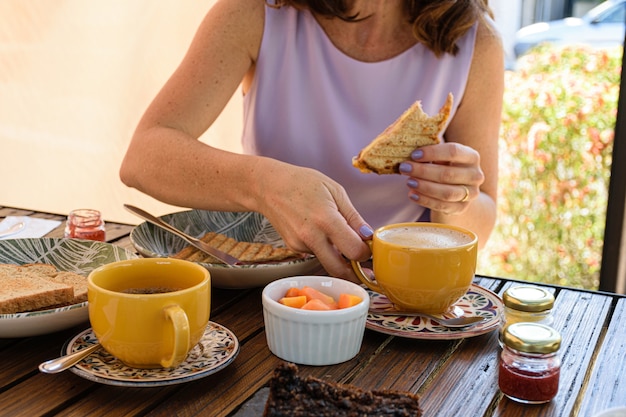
[0,1,243,224]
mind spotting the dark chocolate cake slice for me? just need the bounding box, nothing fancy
[263,362,422,417]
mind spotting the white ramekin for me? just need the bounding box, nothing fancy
[262,275,369,366]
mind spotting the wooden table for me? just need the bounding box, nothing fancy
[1,206,625,417]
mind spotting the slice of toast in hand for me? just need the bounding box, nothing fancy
[352,93,453,174]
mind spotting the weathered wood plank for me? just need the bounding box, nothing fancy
[418,331,502,416]
[0,325,86,389]
[0,370,96,416]
[578,297,626,416]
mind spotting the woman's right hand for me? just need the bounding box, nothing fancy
[250,158,373,281]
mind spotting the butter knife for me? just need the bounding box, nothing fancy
[123,204,241,266]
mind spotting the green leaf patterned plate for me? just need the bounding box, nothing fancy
[0,238,137,338]
[65,321,239,387]
[130,210,321,289]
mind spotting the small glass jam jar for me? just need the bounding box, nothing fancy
[498,322,561,404]
[64,209,106,242]
[500,285,555,345]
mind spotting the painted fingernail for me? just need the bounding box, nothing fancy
[409,193,419,202]
[411,150,424,160]
[407,179,418,189]
[399,163,412,174]
[359,224,374,238]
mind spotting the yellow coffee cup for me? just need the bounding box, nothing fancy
[351,222,477,314]
[87,258,210,368]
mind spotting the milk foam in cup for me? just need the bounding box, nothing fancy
[88,258,210,369]
[377,226,473,249]
[352,222,478,314]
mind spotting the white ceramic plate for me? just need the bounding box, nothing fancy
[365,283,503,340]
[0,238,137,338]
[130,210,321,289]
[66,321,239,387]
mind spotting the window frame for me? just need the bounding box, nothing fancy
[600,31,626,294]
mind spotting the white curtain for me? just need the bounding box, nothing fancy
[0,1,242,223]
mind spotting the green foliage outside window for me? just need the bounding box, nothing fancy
[477,44,622,290]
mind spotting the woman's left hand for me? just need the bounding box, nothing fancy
[398,142,485,215]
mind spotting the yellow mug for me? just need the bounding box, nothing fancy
[88,258,210,368]
[351,222,478,314]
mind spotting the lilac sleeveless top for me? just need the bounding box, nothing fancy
[242,5,477,228]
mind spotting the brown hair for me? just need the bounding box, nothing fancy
[270,0,494,57]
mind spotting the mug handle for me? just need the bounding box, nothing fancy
[350,241,384,294]
[160,305,191,368]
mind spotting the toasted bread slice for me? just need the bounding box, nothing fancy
[21,263,59,277]
[0,264,20,275]
[0,274,74,314]
[172,232,301,264]
[47,271,88,303]
[0,263,88,313]
[352,93,453,174]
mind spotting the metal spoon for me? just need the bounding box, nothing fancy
[368,307,485,328]
[0,221,25,238]
[39,343,102,374]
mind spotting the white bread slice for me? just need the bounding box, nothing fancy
[352,93,453,174]
[0,275,74,314]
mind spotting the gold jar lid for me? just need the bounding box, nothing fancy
[503,286,555,312]
[503,322,561,354]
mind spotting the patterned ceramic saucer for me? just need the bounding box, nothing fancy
[365,283,503,340]
[64,321,239,387]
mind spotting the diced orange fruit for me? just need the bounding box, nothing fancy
[301,298,334,310]
[300,286,337,307]
[279,295,307,308]
[338,293,362,309]
[284,287,301,298]
[278,287,361,310]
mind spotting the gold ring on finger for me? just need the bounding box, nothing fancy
[460,185,470,203]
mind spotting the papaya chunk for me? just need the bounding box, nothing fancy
[338,293,362,309]
[279,295,307,308]
[300,286,337,308]
[301,298,334,310]
[284,287,301,298]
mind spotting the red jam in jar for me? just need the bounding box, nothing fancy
[64,209,106,242]
[498,322,561,404]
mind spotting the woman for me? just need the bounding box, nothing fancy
[120,0,504,281]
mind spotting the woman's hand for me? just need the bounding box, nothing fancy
[398,142,485,215]
[251,159,373,281]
